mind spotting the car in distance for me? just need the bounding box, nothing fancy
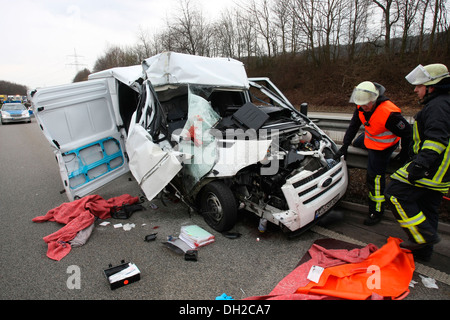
[1,103,31,124]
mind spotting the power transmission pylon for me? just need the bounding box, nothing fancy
[67,48,87,72]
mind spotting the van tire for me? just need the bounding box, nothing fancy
[200,181,237,232]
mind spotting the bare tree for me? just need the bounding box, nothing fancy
[93,45,139,72]
[371,0,401,55]
[346,0,371,61]
[240,0,276,57]
[91,0,449,74]
[214,9,238,57]
[397,0,420,58]
[315,0,347,63]
[428,0,448,56]
[235,8,258,60]
[272,0,292,55]
[167,0,212,55]
[291,0,320,64]
[416,0,431,59]
[135,26,154,61]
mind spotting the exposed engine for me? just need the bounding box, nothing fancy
[224,104,340,213]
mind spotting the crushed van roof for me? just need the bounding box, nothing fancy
[143,52,249,89]
[88,65,143,87]
[89,52,250,90]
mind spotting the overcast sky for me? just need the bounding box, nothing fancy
[0,0,233,90]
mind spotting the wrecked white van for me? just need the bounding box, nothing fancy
[31,52,348,235]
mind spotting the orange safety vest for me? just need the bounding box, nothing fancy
[358,100,401,150]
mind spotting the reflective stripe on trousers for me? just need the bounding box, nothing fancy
[369,175,385,212]
[389,196,426,244]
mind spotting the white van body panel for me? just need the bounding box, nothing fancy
[32,79,130,201]
[125,123,182,201]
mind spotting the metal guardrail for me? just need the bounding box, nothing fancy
[308,112,411,173]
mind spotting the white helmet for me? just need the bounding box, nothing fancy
[349,81,379,105]
[405,63,450,86]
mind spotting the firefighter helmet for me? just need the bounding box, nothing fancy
[405,63,450,86]
[349,81,379,106]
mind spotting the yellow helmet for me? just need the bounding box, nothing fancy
[405,63,450,86]
[349,81,379,105]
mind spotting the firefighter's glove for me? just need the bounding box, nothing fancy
[334,145,348,160]
[407,162,428,183]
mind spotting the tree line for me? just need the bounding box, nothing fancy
[0,80,28,95]
[87,0,448,74]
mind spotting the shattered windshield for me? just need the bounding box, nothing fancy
[177,86,221,190]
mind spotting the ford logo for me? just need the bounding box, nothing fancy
[321,177,333,188]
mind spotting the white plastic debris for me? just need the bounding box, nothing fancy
[123,223,136,231]
[409,280,418,288]
[419,275,439,289]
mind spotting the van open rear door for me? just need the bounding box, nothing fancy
[32,79,129,201]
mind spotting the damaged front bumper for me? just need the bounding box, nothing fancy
[243,157,348,233]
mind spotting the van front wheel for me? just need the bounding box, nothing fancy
[200,181,237,232]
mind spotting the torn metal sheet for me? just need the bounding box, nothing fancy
[126,125,182,201]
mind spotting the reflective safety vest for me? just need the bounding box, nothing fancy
[358,101,401,150]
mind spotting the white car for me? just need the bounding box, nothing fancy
[1,103,31,124]
[31,52,348,235]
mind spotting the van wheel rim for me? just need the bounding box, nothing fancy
[206,192,223,222]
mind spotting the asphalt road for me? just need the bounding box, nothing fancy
[1,119,449,305]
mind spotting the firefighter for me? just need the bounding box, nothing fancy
[336,81,412,225]
[385,63,450,261]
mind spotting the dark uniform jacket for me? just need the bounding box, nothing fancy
[391,87,450,193]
